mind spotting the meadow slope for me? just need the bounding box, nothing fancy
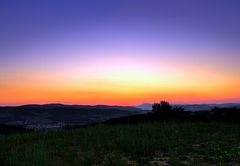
[0,122,240,166]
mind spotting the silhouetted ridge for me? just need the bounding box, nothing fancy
[0,104,142,130]
[106,101,240,124]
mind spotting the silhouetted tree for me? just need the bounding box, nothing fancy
[152,101,172,114]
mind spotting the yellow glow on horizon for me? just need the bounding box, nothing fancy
[0,56,239,106]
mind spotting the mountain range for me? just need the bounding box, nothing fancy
[1,103,240,130]
[136,103,240,111]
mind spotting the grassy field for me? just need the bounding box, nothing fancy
[0,122,240,166]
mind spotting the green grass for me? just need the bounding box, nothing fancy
[0,122,240,166]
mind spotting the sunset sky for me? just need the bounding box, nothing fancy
[0,0,240,106]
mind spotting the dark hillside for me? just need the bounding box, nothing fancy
[0,104,141,130]
[106,102,240,124]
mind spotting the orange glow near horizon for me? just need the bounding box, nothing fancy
[1,55,239,106]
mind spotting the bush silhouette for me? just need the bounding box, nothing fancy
[152,101,172,114]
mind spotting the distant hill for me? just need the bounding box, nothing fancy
[0,104,142,130]
[136,103,240,111]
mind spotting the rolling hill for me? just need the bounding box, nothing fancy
[0,104,141,130]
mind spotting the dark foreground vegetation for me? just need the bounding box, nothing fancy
[0,125,32,135]
[1,101,240,166]
[1,122,240,166]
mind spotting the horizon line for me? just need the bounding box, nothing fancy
[1,101,240,107]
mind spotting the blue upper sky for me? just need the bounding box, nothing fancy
[1,0,240,49]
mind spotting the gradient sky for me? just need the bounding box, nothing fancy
[0,0,240,106]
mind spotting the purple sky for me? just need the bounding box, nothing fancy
[0,0,240,105]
